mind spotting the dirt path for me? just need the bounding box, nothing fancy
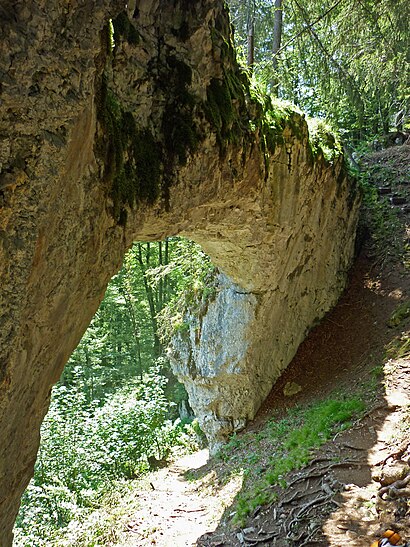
[114,251,409,546]
[198,356,410,546]
[322,357,410,545]
[195,251,410,546]
[115,449,243,546]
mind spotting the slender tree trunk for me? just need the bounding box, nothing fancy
[83,345,94,402]
[136,243,162,357]
[247,0,255,71]
[271,0,283,95]
[120,278,143,380]
[163,238,170,303]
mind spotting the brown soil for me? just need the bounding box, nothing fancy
[116,146,410,546]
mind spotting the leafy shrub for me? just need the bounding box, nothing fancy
[14,368,200,545]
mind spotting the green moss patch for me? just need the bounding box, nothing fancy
[96,76,161,224]
[204,68,249,152]
[112,12,140,46]
[161,56,200,167]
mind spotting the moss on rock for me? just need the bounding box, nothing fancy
[96,75,161,224]
[307,118,342,163]
[112,12,140,46]
[160,55,201,167]
[204,68,249,152]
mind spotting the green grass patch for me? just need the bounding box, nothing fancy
[357,172,403,266]
[388,300,410,328]
[217,395,365,525]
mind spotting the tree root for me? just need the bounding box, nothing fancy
[241,531,278,545]
[376,442,410,467]
[379,474,410,500]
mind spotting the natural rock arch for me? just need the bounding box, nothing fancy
[0,0,359,542]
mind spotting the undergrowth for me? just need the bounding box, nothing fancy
[217,395,365,525]
[357,171,404,267]
[386,302,410,360]
[354,144,409,270]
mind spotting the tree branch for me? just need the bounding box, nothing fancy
[273,0,345,59]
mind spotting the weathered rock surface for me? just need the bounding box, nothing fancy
[0,0,359,542]
[170,131,359,452]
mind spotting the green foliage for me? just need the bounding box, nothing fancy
[358,173,403,266]
[218,395,364,525]
[15,237,211,545]
[154,239,216,342]
[228,0,409,140]
[60,237,211,404]
[307,118,342,163]
[14,369,201,545]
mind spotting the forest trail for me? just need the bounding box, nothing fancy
[114,449,240,546]
[114,145,410,546]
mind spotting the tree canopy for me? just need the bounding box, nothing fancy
[228,0,410,140]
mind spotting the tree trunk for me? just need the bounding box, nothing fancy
[246,0,255,71]
[271,0,283,95]
[135,244,162,358]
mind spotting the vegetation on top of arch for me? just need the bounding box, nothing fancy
[247,78,342,161]
[307,118,343,163]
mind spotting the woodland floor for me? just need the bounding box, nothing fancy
[113,145,410,546]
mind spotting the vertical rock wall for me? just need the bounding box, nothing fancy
[170,122,360,452]
[0,0,359,542]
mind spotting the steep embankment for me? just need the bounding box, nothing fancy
[106,145,409,546]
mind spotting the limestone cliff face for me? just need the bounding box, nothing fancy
[169,125,359,452]
[0,0,359,542]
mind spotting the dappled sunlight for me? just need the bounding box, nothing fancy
[322,355,410,546]
[112,449,245,546]
[194,249,409,546]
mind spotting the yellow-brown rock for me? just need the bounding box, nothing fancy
[0,0,359,542]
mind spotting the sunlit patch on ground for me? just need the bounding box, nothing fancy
[323,356,410,546]
[112,449,244,546]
